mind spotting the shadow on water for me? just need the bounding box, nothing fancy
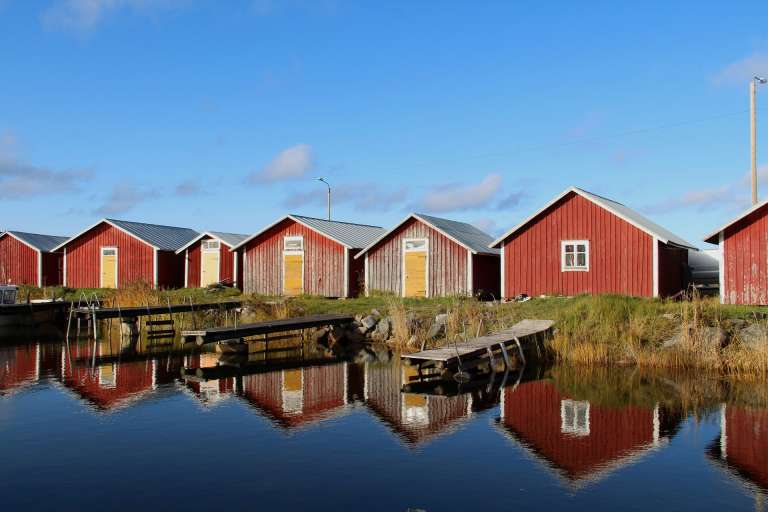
[1,324,768,510]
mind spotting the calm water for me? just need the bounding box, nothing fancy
[0,331,766,511]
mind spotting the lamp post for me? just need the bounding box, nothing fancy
[751,76,767,205]
[316,177,331,220]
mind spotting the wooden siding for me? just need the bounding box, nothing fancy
[0,235,39,286]
[366,217,471,297]
[64,222,155,288]
[722,203,768,304]
[501,192,654,298]
[500,380,657,482]
[242,218,348,297]
[184,235,238,288]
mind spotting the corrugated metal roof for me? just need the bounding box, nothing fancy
[355,213,500,257]
[415,214,499,255]
[3,231,69,253]
[208,231,248,248]
[491,187,698,250]
[107,219,199,251]
[289,215,385,249]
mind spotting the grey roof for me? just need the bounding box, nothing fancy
[491,186,698,251]
[356,213,500,257]
[208,231,249,248]
[107,219,199,251]
[290,215,385,249]
[415,213,499,255]
[233,215,385,250]
[702,197,768,244]
[2,231,69,253]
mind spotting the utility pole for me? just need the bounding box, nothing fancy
[316,177,331,220]
[751,76,767,205]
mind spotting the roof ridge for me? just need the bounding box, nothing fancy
[289,214,383,229]
[8,230,69,239]
[107,218,196,231]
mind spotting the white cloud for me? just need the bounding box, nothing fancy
[42,0,184,32]
[713,52,768,86]
[247,144,314,184]
[94,183,157,215]
[174,179,202,196]
[471,217,497,235]
[0,140,91,199]
[418,173,503,213]
[495,190,525,210]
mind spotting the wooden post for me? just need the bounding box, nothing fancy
[752,78,758,205]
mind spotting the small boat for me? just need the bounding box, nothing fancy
[0,285,67,329]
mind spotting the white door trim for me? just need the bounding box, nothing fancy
[652,237,659,297]
[401,238,429,298]
[719,232,725,304]
[100,246,118,289]
[201,242,221,287]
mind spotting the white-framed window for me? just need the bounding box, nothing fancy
[404,238,428,252]
[284,236,304,252]
[561,240,589,271]
[101,247,117,257]
[561,399,590,436]
[202,240,220,251]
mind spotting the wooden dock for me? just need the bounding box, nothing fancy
[72,300,242,320]
[402,319,554,368]
[180,313,353,345]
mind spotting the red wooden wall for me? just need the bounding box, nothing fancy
[184,235,238,288]
[500,192,654,298]
[365,217,472,297]
[0,235,39,286]
[241,218,348,297]
[721,203,768,304]
[501,380,656,482]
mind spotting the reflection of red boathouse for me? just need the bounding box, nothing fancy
[497,380,681,487]
[183,353,235,407]
[363,362,473,446]
[61,342,157,411]
[709,404,768,501]
[0,344,39,396]
[240,363,349,430]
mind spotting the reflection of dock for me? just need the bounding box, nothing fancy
[708,404,768,505]
[496,380,682,488]
[181,314,352,344]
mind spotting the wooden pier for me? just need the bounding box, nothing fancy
[402,319,554,369]
[72,300,242,320]
[180,313,353,345]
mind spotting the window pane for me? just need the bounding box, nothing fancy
[565,254,574,267]
[577,253,586,267]
[577,244,586,253]
[406,240,426,250]
[284,238,303,250]
[565,244,574,253]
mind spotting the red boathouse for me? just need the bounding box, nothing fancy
[491,187,697,299]
[233,215,384,297]
[54,218,199,289]
[356,213,500,298]
[176,231,247,289]
[0,231,68,286]
[704,200,768,304]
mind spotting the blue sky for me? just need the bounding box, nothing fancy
[2,1,768,247]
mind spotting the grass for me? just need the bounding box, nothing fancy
[14,284,768,375]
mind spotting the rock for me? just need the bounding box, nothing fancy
[434,313,448,326]
[406,312,420,332]
[370,308,381,318]
[310,327,329,343]
[662,326,727,350]
[373,316,392,340]
[739,323,768,350]
[361,315,378,332]
[728,318,747,330]
[407,335,419,348]
[354,314,363,323]
[329,325,347,344]
[427,314,448,340]
[662,313,677,321]
[345,326,367,343]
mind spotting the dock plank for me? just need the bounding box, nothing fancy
[402,319,554,366]
[181,313,353,344]
[73,300,242,320]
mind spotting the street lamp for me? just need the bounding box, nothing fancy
[750,76,767,205]
[316,177,331,220]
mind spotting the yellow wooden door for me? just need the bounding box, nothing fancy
[101,250,117,289]
[201,251,219,287]
[404,251,427,297]
[283,253,303,296]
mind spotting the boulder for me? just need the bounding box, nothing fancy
[662,326,727,350]
[374,316,392,340]
[370,308,381,318]
[739,323,768,350]
[406,312,420,332]
[426,313,449,340]
[361,315,378,332]
[329,325,347,344]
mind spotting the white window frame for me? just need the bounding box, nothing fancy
[561,240,590,272]
[201,240,221,251]
[401,238,429,298]
[100,246,119,289]
[200,240,221,286]
[282,236,305,295]
[283,235,304,252]
[561,399,590,436]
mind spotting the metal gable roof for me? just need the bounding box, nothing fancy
[106,219,199,251]
[2,231,69,253]
[176,231,249,253]
[233,215,385,250]
[491,187,698,251]
[355,213,500,258]
[702,198,768,244]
